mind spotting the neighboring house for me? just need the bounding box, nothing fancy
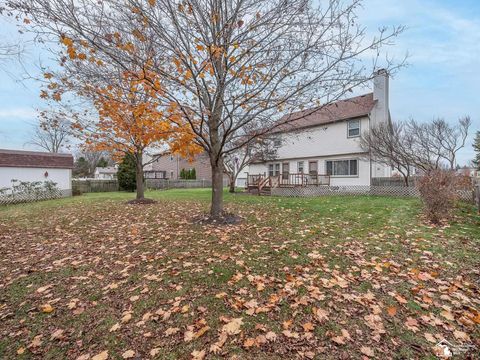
[144,151,213,180]
[94,166,118,179]
[457,166,479,178]
[248,70,393,186]
[0,149,74,195]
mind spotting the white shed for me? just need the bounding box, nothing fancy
[0,149,74,196]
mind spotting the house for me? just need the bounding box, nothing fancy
[0,149,73,196]
[144,151,213,180]
[94,166,118,180]
[248,70,393,187]
[457,166,479,178]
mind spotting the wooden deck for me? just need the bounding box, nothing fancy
[246,173,330,195]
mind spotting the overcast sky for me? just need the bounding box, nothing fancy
[0,0,478,165]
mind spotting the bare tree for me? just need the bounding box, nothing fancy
[362,117,472,182]
[430,117,471,170]
[27,110,71,152]
[224,137,278,193]
[360,122,413,185]
[8,0,404,218]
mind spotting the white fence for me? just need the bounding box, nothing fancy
[0,189,71,205]
[271,185,474,203]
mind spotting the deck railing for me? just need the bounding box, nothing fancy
[247,173,330,188]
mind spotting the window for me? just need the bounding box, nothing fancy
[347,119,360,137]
[326,159,358,176]
[297,161,304,173]
[282,162,290,180]
[269,163,281,176]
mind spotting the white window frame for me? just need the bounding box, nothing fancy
[326,159,358,177]
[268,163,281,176]
[347,119,360,138]
[297,161,304,173]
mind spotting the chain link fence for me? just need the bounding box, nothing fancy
[271,185,474,203]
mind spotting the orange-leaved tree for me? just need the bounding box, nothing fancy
[78,69,201,200]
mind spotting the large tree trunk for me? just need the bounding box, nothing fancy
[228,174,235,193]
[210,157,224,218]
[135,152,145,200]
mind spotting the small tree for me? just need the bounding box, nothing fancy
[473,131,480,170]
[117,153,136,192]
[73,156,90,178]
[179,169,186,180]
[190,168,196,180]
[416,170,462,224]
[360,122,413,185]
[224,137,278,193]
[97,157,109,168]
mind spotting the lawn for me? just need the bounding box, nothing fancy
[0,189,479,359]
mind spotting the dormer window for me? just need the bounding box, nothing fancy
[347,119,360,137]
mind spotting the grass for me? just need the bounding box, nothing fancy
[0,189,479,359]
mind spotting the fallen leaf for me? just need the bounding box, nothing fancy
[165,327,180,336]
[92,351,108,360]
[191,349,206,360]
[302,322,315,332]
[405,317,420,332]
[424,333,436,343]
[360,346,374,357]
[122,350,135,359]
[387,306,397,317]
[40,304,54,313]
[121,312,132,323]
[243,338,256,348]
[50,329,64,340]
[222,317,243,335]
[150,348,160,356]
[210,332,227,354]
[110,323,121,332]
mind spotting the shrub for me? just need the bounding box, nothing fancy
[416,170,464,223]
[117,153,136,192]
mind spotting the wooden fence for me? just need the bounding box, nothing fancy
[72,179,119,194]
[146,178,228,189]
[371,177,418,187]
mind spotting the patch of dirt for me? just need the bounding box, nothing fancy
[126,198,157,205]
[191,212,244,225]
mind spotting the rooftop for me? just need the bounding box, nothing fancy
[0,149,74,169]
[274,93,376,133]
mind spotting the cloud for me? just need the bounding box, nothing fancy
[0,108,37,120]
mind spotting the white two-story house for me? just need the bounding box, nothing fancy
[248,70,393,186]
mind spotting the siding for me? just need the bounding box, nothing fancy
[0,167,72,190]
[149,153,213,180]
